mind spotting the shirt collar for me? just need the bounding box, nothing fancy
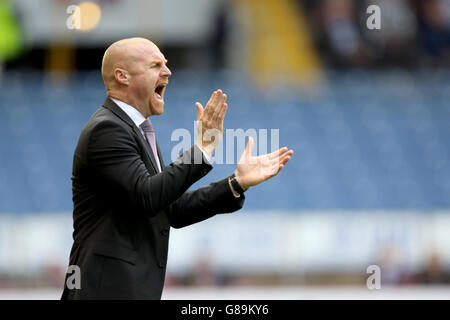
[110,97,147,129]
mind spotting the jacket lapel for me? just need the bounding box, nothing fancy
[102,97,161,174]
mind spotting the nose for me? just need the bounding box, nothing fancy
[161,64,172,77]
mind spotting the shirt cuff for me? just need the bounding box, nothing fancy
[198,146,212,165]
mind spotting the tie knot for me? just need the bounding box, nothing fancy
[140,119,154,133]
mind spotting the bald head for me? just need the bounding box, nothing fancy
[101,37,160,91]
[100,37,171,118]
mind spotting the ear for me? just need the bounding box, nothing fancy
[114,68,129,86]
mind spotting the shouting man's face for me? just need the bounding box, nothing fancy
[102,38,172,118]
[127,42,172,117]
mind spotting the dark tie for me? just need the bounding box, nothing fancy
[140,119,161,172]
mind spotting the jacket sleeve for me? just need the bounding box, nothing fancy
[167,177,245,229]
[87,120,212,216]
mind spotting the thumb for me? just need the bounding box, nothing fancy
[244,136,254,160]
[195,102,203,120]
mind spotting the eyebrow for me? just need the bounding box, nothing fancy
[151,59,168,64]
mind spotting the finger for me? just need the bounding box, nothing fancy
[278,149,294,160]
[278,154,292,168]
[207,90,216,105]
[267,151,292,170]
[212,89,224,108]
[208,89,222,114]
[244,136,254,161]
[267,149,290,167]
[215,103,228,130]
[281,155,291,165]
[268,154,291,177]
[195,102,204,120]
[213,93,227,122]
[211,89,223,106]
[268,147,289,160]
[217,102,228,124]
[273,150,293,165]
[204,90,217,117]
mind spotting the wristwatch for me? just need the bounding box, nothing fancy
[229,173,246,195]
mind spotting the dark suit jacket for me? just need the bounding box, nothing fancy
[61,97,244,299]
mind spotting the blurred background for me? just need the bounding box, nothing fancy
[0,0,450,299]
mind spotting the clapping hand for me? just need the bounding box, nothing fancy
[194,89,228,158]
[234,137,294,190]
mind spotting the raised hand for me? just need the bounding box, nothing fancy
[234,137,294,190]
[194,89,228,158]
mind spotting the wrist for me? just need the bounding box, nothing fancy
[230,172,248,193]
[233,171,248,191]
[195,141,213,158]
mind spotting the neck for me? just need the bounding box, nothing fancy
[108,90,149,118]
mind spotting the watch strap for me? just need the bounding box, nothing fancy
[229,173,245,194]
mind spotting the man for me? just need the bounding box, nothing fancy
[62,37,293,299]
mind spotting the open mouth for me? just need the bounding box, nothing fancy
[154,83,167,100]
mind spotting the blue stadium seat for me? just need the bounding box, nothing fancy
[0,70,449,213]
